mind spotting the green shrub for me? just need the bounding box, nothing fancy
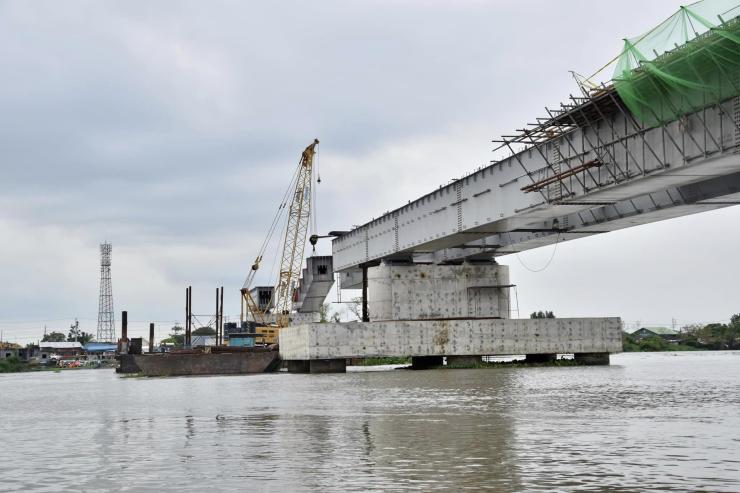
[0,356,25,373]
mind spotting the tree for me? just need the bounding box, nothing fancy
[348,297,364,321]
[67,328,94,345]
[193,326,216,336]
[66,319,93,345]
[161,325,184,346]
[319,303,342,323]
[678,319,740,350]
[41,331,66,342]
[530,310,555,319]
[638,335,670,352]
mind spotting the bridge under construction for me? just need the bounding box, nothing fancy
[276,1,740,371]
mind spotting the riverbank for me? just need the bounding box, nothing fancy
[0,357,113,373]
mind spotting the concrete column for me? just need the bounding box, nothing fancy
[309,359,347,374]
[574,352,610,365]
[361,265,369,322]
[445,355,482,367]
[411,356,443,370]
[525,353,557,363]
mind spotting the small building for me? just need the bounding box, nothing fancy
[0,342,21,360]
[18,345,40,363]
[38,341,83,363]
[631,327,678,341]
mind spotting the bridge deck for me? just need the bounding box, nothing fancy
[333,86,740,281]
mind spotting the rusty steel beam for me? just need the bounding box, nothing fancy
[522,159,602,193]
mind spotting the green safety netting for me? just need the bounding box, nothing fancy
[613,0,740,127]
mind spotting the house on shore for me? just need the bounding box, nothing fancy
[631,327,679,342]
[38,341,83,363]
[19,345,41,363]
[1,342,21,360]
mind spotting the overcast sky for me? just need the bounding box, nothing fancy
[1,0,739,343]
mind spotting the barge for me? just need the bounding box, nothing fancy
[117,346,280,376]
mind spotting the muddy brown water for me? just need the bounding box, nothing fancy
[1,351,739,492]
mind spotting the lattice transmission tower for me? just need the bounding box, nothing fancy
[96,243,115,342]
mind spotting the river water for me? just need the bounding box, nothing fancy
[1,351,739,492]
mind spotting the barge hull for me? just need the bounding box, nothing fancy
[117,351,280,376]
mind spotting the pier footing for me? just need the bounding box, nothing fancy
[279,318,622,371]
[287,359,347,374]
[411,356,443,369]
[574,352,610,365]
[446,355,483,367]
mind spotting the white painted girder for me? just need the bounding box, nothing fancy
[332,96,740,272]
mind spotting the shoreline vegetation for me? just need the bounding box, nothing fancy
[4,315,737,373]
[622,314,740,352]
[0,358,69,374]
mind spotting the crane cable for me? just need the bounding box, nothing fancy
[311,144,320,242]
[267,141,320,314]
[242,158,303,289]
[243,141,322,324]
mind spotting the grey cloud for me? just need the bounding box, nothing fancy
[2,0,738,339]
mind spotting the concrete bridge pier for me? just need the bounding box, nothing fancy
[280,263,621,372]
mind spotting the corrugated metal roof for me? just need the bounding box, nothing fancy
[84,343,117,352]
[39,341,82,349]
[632,327,678,336]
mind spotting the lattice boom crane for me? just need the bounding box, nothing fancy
[275,139,319,326]
[241,139,320,329]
